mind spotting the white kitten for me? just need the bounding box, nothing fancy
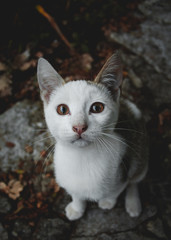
[37,52,148,220]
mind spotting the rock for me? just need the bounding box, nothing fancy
[0,196,11,213]
[146,218,167,239]
[33,218,71,240]
[0,100,52,172]
[71,231,158,240]
[73,205,157,237]
[108,0,171,106]
[0,223,8,240]
[12,219,32,239]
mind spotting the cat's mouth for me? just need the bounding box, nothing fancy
[71,136,90,147]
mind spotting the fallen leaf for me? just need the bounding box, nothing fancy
[37,201,42,208]
[13,49,30,69]
[158,109,171,126]
[81,53,93,71]
[20,61,32,71]
[8,180,24,200]
[0,182,8,193]
[6,142,15,148]
[50,178,60,193]
[0,62,7,71]
[25,145,33,154]
[0,74,12,97]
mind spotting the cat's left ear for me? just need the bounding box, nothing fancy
[94,51,122,101]
[37,58,65,104]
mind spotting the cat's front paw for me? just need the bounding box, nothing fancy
[65,202,84,221]
[98,198,116,210]
[125,197,142,217]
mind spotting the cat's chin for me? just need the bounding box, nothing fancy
[71,138,91,147]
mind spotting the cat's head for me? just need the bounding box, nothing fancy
[37,52,122,147]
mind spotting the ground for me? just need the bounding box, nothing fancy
[0,0,171,239]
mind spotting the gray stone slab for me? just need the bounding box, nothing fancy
[71,231,158,240]
[0,100,52,172]
[0,196,11,214]
[0,223,8,240]
[108,0,171,107]
[33,218,71,240]
[73,205,157,237]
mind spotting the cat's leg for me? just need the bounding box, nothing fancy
[98,182,128,210]
[98,196,117,210]
[65,196,86,221]
[125,183,142,217]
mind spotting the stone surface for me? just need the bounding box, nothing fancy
[71,231,158,240]
[0,223,8,240]
[0,196,11,214]
[12,220,32,239]
[73,205,157,237]
[0,100,52,172]
[109,0,171,107]
[146,218,167,239]
[33,218,71,240]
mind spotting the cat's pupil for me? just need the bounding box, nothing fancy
[90,102,104,113]
[57,104,69,115]
[93,105,100,112]
[61,106,66,114]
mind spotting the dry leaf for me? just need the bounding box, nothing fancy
[6,142,15,148]
[8,180,24,200]
[81,53,93,71]
[158,109,171,126]
[0,74,12,97]
[20,61,33,71]
[0,62,7,71]
[50,178,60,193]
[25,145,33,154]
[13,49,30,69]
[0,182,8,193]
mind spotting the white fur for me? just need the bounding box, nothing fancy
[43,80,127,219]
[37,56,146,220]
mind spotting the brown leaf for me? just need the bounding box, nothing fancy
[25,145,33,154]
[0,182,9,194]
[37,201,42,208]
[13,49,30,69]
[8,180,24,200]
[0,74,12,97]
[81,53,93,71]
[6,142,15,148]
[158,109,171,126]
[50,178,60,193]
[0,62,7,71]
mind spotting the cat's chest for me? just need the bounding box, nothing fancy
[54,142,119,199]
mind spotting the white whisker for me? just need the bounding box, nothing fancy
[101,132,141,160]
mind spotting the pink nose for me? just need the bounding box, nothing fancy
[72,125,88,135]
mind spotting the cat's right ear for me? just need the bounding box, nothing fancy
[94,51,122,101]
[37,58,65,103]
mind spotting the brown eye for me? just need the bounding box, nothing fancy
[57,104,70,115]
[90,102,104,114]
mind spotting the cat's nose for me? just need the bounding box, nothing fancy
[72,125,88,135]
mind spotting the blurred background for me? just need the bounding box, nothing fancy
[0,0,170,239]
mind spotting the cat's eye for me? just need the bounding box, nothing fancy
[57,104,70,115]
[90,102,104,114]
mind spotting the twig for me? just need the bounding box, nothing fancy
[36,5,73,51]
